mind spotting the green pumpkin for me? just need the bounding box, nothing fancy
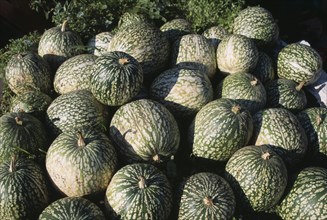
[225,145,288,212]
[39,197,105,220]
[0,157,49,219]
[105,163,173,220]
[178,172,236,219]
[160,18,193,43]
[46,127,118,197]
[91,51,143,106]
[251,51,275,83]
[202,25,229,50]
[87,31,113,56]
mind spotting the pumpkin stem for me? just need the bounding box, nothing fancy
[138,176,147,189]
[203,196,214,207]
[61,20,68,32]
[262,152,271,160]
[118,58,129,65]
[296,81,305,91]
[152,154,161,162]
[15,117,23,125]
[250,78,258,86]
[77,131,86,147]
[316,115,323,126]
[9,155,17,173]
[231,105,241,114]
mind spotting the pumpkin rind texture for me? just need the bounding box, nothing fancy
[91,51,143,106]
[87,31,113,56]
[39,197,105,220]
[277,43,322,85]
[160,18,193,43]
[178,172,236,220]
[225,145,288,212]
[202,25,229,50]
[105,163,173,220]
[0,157,49,220]
[109,99,180,163]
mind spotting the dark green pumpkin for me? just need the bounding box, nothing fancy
[91,51,143,106]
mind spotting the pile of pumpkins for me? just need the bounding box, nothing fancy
[0,5,326,220]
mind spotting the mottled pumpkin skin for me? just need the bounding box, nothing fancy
[105,163,173,220]
[225,145,288,213]
[39,197,105,220]
[277,167,327,220]
[178,172,236,220]
[88,31,113,56]
[202,25,229,50]
[0,157,49,220]
[160,18,193,43]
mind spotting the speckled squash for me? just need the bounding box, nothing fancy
[202,25,229,50]
[117,12,153,30]
[277,43,322,85]
[232,6,279,49]
[5,51,52,95]
[217,72,266,114]
[265,79,307,112]
[109,99,180,163]
[0,112,47,164]
[189,98,253,162]
[276,166,327,219]
[0,157,49,220]
[46,127,118,197]
[105,163,173,220]
[178,172,236,220]
[171,34,217,79]
[87,31,113,56]
[252,108,308,167]
[216,34,259,75]
[39,197,105,220]
[296,107,327,160]
[107,21,170,78]
[91,51,143,106]
[160,18,193,43]
[225,145,288,212]
[54,54,97,94]
[150,67,213,119]
[38,20,84,71]
[251,51,275,83]
[46,90,108,137]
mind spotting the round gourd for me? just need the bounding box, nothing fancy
[252,108,308,167]
[117,12,153,30]
[109,99,180,163]
[217,72,266,114]
[108,21,170,78]
[38,20,84,71]
[160,18,193,43]
[232,6,279,49]
[91,51,143,106]
[265,79,307,112]
[178,172,236,219]
[0,157,49,219]
[202,25,229,50]
[0,112,47,164]
[150,67,213,119]
[277,166,327,219]
[54,54,97,94]
[251,51,275,83]
[171,34,217,79]
[39,197,105,220]
[5,51,52,95]
[87,31,113,56]
[189,98,253,162]
[46,127,118,197]
[277,43,322,85]
[216,34,259,75]
[225,145,288,212]
[105,163,173,220]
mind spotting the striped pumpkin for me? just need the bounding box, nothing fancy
[225,145,288,212]
[109,99,180,163]
[202,25,229,50]
[105,163,173,220]
[91,51,143,106]
[252,108,308,167]
[160,18,193,43]
[277,166,327,219]
[87,31,113,56]
[189,98,253,162]
[251,51,275,83]
[39,197,105,220]
[5,51,52,95]
[216,34,259,75]
[277,43,322,85]
[0,157,49,219]
[150,67,213,119]
[178,172,236,219]
[171,34,217,79]
[54,54,97,94]
[46,127,118,197]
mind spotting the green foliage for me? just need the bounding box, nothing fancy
[182,0,246,33]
